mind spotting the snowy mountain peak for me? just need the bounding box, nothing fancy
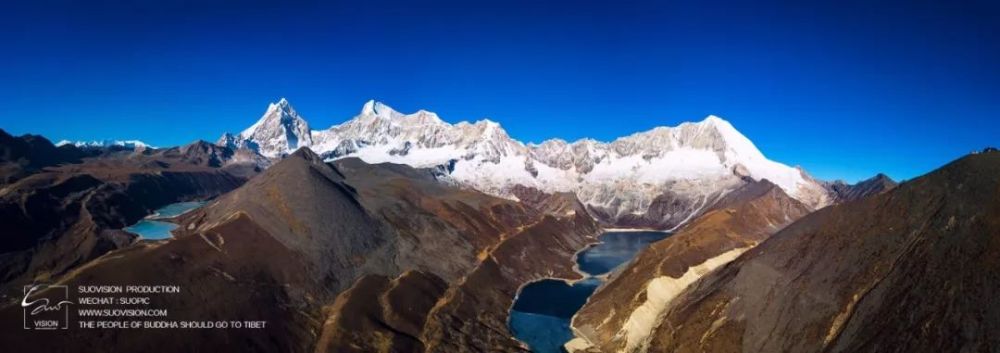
[701,114,726,125]
[243,98,306,135]
[270,98,299,119]
[218,98,312,158]
[220,99,833,227]
[360,99,376,115]
[475,118,499,126]
[700,115,766,159]
[360,100,402,118]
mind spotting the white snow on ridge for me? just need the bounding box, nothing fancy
[56,139,153,149]
[348,144,465,167]
[217,98,832,225]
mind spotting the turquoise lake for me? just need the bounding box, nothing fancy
[123,201,207,240]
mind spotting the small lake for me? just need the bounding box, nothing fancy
[509,231,670,353]
[123,201,207,240]
[576,231,673,276]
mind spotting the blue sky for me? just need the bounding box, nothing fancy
[1,0,997,182]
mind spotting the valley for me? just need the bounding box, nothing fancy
[5,1,996,352]
[0,99,992,353]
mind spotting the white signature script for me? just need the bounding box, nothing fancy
[22,285,73,316]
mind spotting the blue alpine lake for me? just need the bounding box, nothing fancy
[576,231,672,276]
[508,231,670,353]
[123,201,207,240]
[124,220,179,240]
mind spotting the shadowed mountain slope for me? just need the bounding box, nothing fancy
[619,149,1000,353]
[0,140,253,293]
[0,128,91,185]
[569,179,812,352]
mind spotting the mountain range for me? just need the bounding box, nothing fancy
[5,98,992,353]
[55,139,153,149]
[218,99,847,229]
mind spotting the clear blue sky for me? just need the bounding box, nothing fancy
[1,0,997,182]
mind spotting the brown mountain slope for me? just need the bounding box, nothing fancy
[0,148,599,353]
[316,159,600,353]
[0,140,252,293]
[0,211,319,352]
[569,179,811,352]
[632,149,1000,353]
[180,150,400,294]
[315,270,449,353]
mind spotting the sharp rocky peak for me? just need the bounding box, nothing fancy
[265,98,306,123]
[217,98,313,158]
[610,114,766,160]
[360,99,401,118]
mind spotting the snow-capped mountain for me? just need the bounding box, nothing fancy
[56,139,153,149]
[218,98,312,158]
[218,99,831,228]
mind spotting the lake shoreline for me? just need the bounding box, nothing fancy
[508,230,671,353]
[123,201,208,240]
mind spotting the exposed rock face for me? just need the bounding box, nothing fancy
[591,178,746,230]
[219,99,832,229]
[569,180,811,353]
[596,150,1000,353]
[0,140,252,292]
[825,173,897,203]
[509,184,590,218]
[0,146,599,353]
